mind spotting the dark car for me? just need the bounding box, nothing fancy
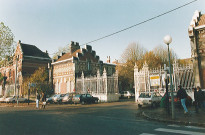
[160,92,192,108]
[72,94,99,105]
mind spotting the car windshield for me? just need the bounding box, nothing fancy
[75,95,81,97]
[139,93,151,98]
[168,92,177,97]
[60,94,65,97]
[53,94,59,97]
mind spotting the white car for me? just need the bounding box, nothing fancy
[53,94,65,103]
[121,91,135,98]
[137,92,162,108]
[5,96,27,103]
[5,96,16,103]
[0,96,6,103]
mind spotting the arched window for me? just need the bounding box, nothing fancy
[87,60,91,71]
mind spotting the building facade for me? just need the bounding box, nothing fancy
[0,40,51,96]
[52,41,116,94]
[188,10,205,88]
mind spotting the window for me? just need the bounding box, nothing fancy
[87,60,91,71]
[87,94,92,98]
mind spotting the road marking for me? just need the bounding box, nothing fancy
[185,126,205,130]
[155,128,205,135]
[139,133,156,135]
[168,124,181,127]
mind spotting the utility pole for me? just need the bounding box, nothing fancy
[14,56,18,105]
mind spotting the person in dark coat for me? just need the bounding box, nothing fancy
[193,87,199,113]
[176,85,189,114]
[196,86,203,109]
[41,92,47,109]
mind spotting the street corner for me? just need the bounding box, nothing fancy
[140,106,205,127]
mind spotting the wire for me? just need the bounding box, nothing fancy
[80,0,198,46]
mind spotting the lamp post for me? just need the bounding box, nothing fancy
[163,35,175,119]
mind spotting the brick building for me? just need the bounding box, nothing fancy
[0,40,51,96]
[52,41,116,94]
[188,10,205,89]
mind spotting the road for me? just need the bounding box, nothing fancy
[0,100,205,135]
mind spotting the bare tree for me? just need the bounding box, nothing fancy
[52,46,70,59]
[153,45,177,66]
[119,42,147,63]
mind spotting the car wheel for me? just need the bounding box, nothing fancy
[12,100,15,103]
[58,100,62,104]
[81,101,85,105]
[152,102,157,108]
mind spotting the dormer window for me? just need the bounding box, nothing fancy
[87,60,91,71]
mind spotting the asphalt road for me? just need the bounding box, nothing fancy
[0,100,205,135]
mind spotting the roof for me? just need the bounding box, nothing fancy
[197,14,205,26]
[56,48,99,63]
[20,43,50,59]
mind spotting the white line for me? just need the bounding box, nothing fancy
[185,126,205,130]
[140,133,156,135]
[168,124,181,127]
[155,128,205,135]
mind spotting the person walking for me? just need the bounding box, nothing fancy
[197,86,204,109]
[193,87,199,113]
[176,85,189,115]
[36,92,40,109]
[41,92,47,109]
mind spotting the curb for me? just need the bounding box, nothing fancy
[141,111,205,127]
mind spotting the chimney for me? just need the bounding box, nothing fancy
[69,41,80,53]
[107,56,110,63]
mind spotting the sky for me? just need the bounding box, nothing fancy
[0,0,205,63]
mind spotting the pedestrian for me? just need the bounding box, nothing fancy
[41,92,46,109]
[193,87,199,113]
[176,85,189,115]
[196,86,204,109]
[36,92,40,109]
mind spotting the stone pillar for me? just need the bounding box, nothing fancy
[103,68,107,95]
[134,63,139,102]
[82,71,85,93]
[97,70,100,94]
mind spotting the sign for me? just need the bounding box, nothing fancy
[150,75,160,86]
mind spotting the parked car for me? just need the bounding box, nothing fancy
[0,96,6,103]
[120,91,135,99]
[5,96,27,103]
[53,94,66,103]
[62,93,76,104]
[46,94,57,104]
[5,96,16,103]
[160,92,192,108]
[72,94,99,105]
[137,92,162,108]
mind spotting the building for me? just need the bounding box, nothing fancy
[0,40,51,96]
[188,10,205,89]
[52,41,117,94]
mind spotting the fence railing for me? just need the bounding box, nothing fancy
[134,60,194,97]
[76,69,118,95]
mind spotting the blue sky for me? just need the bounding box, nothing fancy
[0,0,204,62]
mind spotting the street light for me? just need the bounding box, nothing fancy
[163,35,175,119]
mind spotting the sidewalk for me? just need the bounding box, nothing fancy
[141,106,205,127]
